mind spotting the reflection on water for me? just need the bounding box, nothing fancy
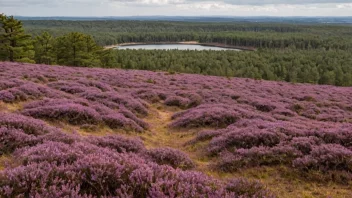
[117,44,240,51]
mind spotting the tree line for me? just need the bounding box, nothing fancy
[0,14,116,67]
[110,49,352,86]
[22,20,352,50]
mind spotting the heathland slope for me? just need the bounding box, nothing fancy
[0,62,351,197]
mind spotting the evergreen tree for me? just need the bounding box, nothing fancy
[34,31,55,65]
[96,49,118,68]
[0,14,34,63]
[55,32,101,67]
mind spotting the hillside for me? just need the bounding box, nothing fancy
[0,62,351,197]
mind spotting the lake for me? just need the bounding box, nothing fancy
[116,44,240,51]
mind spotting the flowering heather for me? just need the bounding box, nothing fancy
[226,178,275,198]
[217,146,303,172]
[79,90,149,116]
[0,81,64,103]
[48,81,94,94]
[293,144,352,171]
[164,91,203,109]
[117,105,149,130]
[102,113,144,132]
[164,96,190,108]
[0,139,241,197]
[0,127,37,155]
[21,99,148,131]
[22,102,103,125]
[87,135,146,154]
[147,147,195,170]
[170,104,247,128]
[0,112,60,135]
[133,89,168,103]
[1,62,352,195]
[207,127,283,155]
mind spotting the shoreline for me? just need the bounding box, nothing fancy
[104,42,256,51]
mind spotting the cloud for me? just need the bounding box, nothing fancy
[1,0,107,7]
[110,0,352,6]
[1,0,352,16]
[336,3,352,8]
[2,0,352,8]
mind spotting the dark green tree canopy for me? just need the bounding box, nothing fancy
[34,31,55,65]
[0,14,34,63]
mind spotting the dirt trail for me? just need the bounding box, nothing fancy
[140,104,193,149]
[139,104,213,172]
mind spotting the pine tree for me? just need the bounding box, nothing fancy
[0,14,34,63]
[55,32,101,67]
[34,31,55,64]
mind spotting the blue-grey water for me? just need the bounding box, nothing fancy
[116,44,240,51]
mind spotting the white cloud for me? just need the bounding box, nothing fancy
[336,3,352,8]
[1,0,352,16]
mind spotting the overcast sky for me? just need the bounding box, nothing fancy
[1,0,352,16]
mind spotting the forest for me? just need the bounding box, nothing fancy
[1,14,352,86]
[22,20,352,49]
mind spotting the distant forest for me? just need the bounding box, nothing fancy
[1,16,352,86]
[22,20,352,49]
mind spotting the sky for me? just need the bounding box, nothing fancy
[1,0,352,16]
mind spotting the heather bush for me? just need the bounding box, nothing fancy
[170,104,244,128]
[0,82,63,103]
[218,146,302,172]
[175,91,203,108]
[272,107,295,117]
[191,129,224,143]
[316,128,352,147]
[289,136,322,154]
[22,103,102,125]
[0,127,37,155]
[102,113,144,132]
[39,131,78,145]
[208,128,283,155]
[77,79,112,92]
[118,105,149,130]
[48,81,90,94]
[251,100,277,112]
[164,96,190,108]
[0,90,15,102]
[22,99,148,131]
[88,135,146,154]
[293,144,352,172]
[226,178,275,198]
[79,91,149,116]
[13,141,93,165]
[133,89,167,103]
[0,112,59,135]
[22,98,91,110]
[147,147,195,170]
[0,79,23,90]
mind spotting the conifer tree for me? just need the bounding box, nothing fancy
[34,31,55,65]
[0,14,34,63]
[55,32,101,67]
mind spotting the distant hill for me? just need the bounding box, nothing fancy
[15,16,352,24]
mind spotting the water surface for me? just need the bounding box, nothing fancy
[117,44,240,51]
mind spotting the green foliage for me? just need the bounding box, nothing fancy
[0,14,34,62]
[34,31,55,64]
[55,32,101,67]
[107,49,352,86]
[22,20,352,51]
